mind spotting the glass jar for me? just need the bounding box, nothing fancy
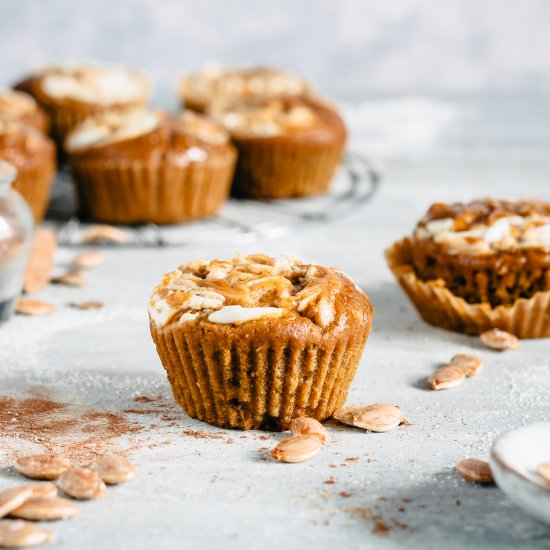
[0,161,34,323]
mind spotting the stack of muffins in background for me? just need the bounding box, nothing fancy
[1,63,348,225]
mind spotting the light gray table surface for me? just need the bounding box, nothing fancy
[1,95,549,549]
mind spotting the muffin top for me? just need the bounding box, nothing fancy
[179,66,308,110]
[414,199,550,255]
[210,96,338,138]
[149,254,369,329]
[0,90,39,121]
[18,65,148,106]
[65,107,231,154]
[0,120,53,153]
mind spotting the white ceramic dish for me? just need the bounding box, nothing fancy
[491,422,550,525]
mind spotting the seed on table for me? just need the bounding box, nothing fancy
[15,300,55,317]
[538,462,550,483]
[479,329,519,351]
[83,225,126,244]
[68,301,104,311]
[290,417,328,442]
[270,434,323,463]
[333,403,404,433]
[95,456,136,485]
[72,251,105,269]
[455,458,494,484]
[450,354,483,377]
[15,455,72,481]
[25,484,57,500]
[58,468,106,500]
[51,271,87,287]
[9,497,78,521]
[0,519,53,548]
[428,366,466,390]
[0,487,34,519]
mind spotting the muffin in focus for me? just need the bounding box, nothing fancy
[0,90,49,133]
[210,95,347,198]
[178,66,311,113]
[0,121,56,221]
[149,254,373,430]
[14,64,148,146]
[386,199,550,338]
[66,108,236,224]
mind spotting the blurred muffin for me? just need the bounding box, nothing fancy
[14,64,148,146]
[386,199,550,338]
[0,121,56,221]
[210,95,346,198]
[178,66,311,113]
[149,254,373,430]
[66,108,236,224]
[0,90,49,133]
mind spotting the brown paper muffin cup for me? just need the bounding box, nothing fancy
[13,163,55,222]
[150,317,370,430]
[71,152,236,225]
[386,238,550,338]
[231,133,345,198]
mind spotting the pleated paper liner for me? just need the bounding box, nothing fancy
[231,132,345,199]
[386,238,550,338]
[150,318,370,430]
[13,159,56,222]
[71,152,236,224]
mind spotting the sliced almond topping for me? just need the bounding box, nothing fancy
[0,519,54,548]
[270,434,323,463]
[334,403,404,433]
[72,251,105,269]
[15,299,55,317]
[455,458,494,484]
[58,467,106,500]
[450,354,483,376]
[15,455,72,481]
[9,497,78,521]
[83,225,126,244]
[0,487,34,519]
[95,456,136,485]
[480,329,519,351]
[51,271,87,287]
[68,301,104,311]
[537,462,550,483]
[25,484,57,500]
[290,417,328,442]
[428,366,466,390]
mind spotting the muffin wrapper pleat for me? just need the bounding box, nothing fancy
[232,135,345,199]
[150,319,370,430]
[71,154,235,224]
[385,238,550,338]
[12,160,56,222]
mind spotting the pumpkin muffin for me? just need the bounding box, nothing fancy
[66,108,236,224]
[0,90,49,133]
[14,64,148,147]
[178,66,311,113]
[210,95,347,198]
[0,121,56,221]
[386,199,550,338]
[149,254,373,430]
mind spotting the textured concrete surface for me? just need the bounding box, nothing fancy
[0,96,549,549]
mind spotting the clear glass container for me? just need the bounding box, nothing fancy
[0,161,34,323]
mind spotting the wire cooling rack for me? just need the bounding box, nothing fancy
[49,151,380,247]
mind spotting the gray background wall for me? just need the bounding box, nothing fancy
[1,0,550,103]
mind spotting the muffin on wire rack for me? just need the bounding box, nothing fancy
[386,199,550,338]
[210,95,347,199]
[149,254,373,430]
[14,64,149,147]
[65,108,236,224]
